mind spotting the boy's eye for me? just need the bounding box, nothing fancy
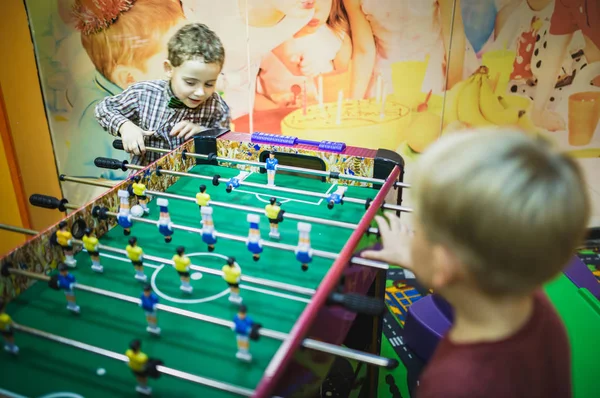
[205,83,214,88]
[185,81,195,86]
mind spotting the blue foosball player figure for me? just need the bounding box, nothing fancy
[140,284,160,335]
[246,214,263,261]
[295,222,313,271]
[265,151,278,186]
[232,304,261,362]
[226,177,240,193]
[156,198,174,243]
[118,189,133,235]
[49,263,80,313]
[200,206,217,251]
[327,186,347,209]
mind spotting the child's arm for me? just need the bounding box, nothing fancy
[531,0,578,131]
[343,0,376,99]
[170,95,232,139]
[361,212,413,270]
[333,33,353,73]
[95,86,139,137]
[439,0,466,90]
[95,86,153,155]
[493,0,521,40]
[530,32,571,131]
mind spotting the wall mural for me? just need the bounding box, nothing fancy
[26,0,599,222]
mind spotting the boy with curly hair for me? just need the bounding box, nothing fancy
[95,22,230,166]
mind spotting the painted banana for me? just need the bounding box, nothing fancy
[498,96,510,109]
[442,78,469,127]
[479,76,520,125]
[517,110,543,135]
[457,73,494,127]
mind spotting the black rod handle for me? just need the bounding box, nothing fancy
[29,194,68,212]
[94,157,128,171]
[327,292,386,316]
[112,140,124,150]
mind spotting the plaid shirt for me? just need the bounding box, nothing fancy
[95,79,230,166]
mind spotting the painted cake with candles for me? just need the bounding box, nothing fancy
[280,94,411,150]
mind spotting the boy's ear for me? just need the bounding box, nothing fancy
[164,60,174,78]
[112,66,143,89]
[430,244,461,290]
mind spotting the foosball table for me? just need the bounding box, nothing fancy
[0,129,410,398]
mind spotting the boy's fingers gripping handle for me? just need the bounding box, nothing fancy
[112,140,124,150]
[327,292,386,316]
[29,194,69,212]
[94,157,129,171]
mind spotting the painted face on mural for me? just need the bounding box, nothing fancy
[270,0,315,18]
[164,58,221,108]
[297,0,332,35]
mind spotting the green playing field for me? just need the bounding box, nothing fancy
[1,164,382,397]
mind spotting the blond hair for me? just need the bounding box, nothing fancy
[327,0,350,38]
[77,0,184,80]
[411,129,590,297]
[167,23,225,68]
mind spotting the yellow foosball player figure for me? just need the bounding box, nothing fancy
[173,246,193,294]
[195,184,211,215]
[265,197,283,239]
[126,339,151,395]
[126,237,147,282]
[56,221,77,267]
[132,175,149,215]
[125,339,163,395]
[0,299,18,355]
[82,228,103,273]
[222,257,242,304]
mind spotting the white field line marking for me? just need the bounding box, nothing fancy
[97,251,310,305]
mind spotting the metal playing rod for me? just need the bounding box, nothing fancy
[103,210,393,271]
[145,190,378,233]
[58,174,379,233]
[11,323,255,397]
[112,139,411,189]
[8,268,395,368]
[0,224,38,236]
[29,189,390,271]
[94,158,413,214]
[72,239,316,296]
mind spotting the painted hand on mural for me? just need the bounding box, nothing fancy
[169,121,210,140]
[361,212,413,270]
[531,107,566,132]
[293,53,332,77]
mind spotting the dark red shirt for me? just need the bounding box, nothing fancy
[417,291,571,398]
[550,0,599,49]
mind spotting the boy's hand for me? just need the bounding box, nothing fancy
[361,212,413,270]
[119,122,155,156]
[170,121,209,140]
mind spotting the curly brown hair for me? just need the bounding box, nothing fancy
[168,23,225,68]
